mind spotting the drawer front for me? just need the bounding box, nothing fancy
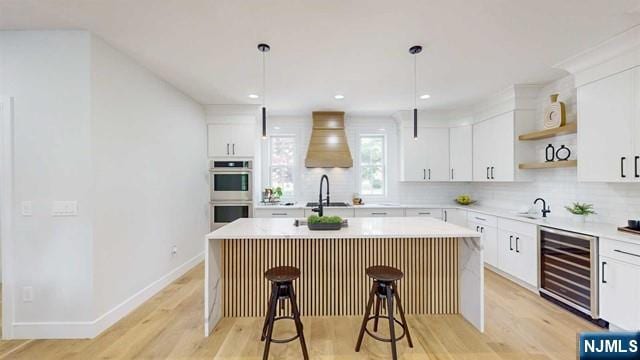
[354,208,405,217]
[303,208,354,218]
[498,218,537,237]
[254,208,305,218]
[600,237,640,267]
[405,208,443,218]
[467,211,497,227]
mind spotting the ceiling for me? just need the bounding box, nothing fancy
[2,0,640,115]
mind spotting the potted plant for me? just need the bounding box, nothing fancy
[564,202,596,223]
[307,215,343,230]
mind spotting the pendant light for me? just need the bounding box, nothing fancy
[409,45,422,139]
[258,43,271,139]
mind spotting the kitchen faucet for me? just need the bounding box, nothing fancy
[312,175,330,217]
[534,198,551,218]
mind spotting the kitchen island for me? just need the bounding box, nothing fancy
[204,217,483,336]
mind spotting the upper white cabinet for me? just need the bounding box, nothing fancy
[399,126,450,182]
[578,68,638,182]
[207,122,256,158]
[449,126,473,181]
[473,111,534,181]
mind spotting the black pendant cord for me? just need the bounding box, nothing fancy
[409,45,422,139]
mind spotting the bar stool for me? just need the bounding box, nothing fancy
[355,265,413,360]
[260,266,309,360]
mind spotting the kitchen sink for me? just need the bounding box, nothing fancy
[306,202,350,207]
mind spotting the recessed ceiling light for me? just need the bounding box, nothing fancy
[334,94,345,100]
[420,94,431,99]
[248,94,259,99]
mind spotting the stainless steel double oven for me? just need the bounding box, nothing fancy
[210,160,253,230]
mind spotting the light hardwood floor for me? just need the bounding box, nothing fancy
[0,263,598,359]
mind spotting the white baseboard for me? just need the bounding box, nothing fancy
[11,252,203,339]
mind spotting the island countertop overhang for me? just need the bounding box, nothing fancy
[206,217,481,240]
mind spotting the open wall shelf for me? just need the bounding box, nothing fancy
[518,122,577,141]
[518,160,577,169]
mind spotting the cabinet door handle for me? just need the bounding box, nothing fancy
[474,216,486,221]
[515,237,520,253]
[232,143,235,155]
[444,210,448,222]
[451,168,454,180]
[486,167,490,180]
[271,212,288,216]
[621,157,627,178]
[601,261,607,283]
[490,166,495,180]
[614,249,640,258]
[480,226,484,233]
[226,143,230,155]
[509,235,513,251]
[476,225,480,232]
[635,156,639,178]
[428,168,431,180]
[418,212,431,215]
[423,169,426,180]
[371,212,388,215]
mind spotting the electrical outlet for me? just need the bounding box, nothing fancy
[22,286,33,303]
[21,201,33,216]
[171,245,178,256]
[52,201,78,216]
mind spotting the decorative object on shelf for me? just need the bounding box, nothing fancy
[555,145,571,161]
[262,186,282,203]
[543,93,566,129]
[545,144,555,162]
[306,215,344,230]
[258,43,270,139]
[628,219,640,230]
[409,45,423,139]
[455,194,476,206]
[565,202,596,223]
[352,193,363,205]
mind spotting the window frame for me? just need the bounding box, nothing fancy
[358,133,387,198]
[267,134,297,200]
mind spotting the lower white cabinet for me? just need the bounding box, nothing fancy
[443,208,467,226]
[496,226,538,286]
[303,208,354,218]
[354,208,405,217]
[479,225,498,267]
[405,208,443,219]
[254,208,305,218]
[599,238,640,330]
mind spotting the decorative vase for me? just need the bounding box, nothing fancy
[545,144,555,162]
[555,145,571,161]
[572,214,587,223]
[543,93,566,129]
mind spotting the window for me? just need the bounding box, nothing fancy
[269,136,295,197]
[359,135,385,196]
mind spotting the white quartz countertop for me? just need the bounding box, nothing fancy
[206,217,480,240]
[254,202,640,245]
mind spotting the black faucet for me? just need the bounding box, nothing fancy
[312,175,330,217]
[534,198,551,218]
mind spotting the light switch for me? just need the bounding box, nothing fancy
[21,201,33,216]
[52,201,78,216]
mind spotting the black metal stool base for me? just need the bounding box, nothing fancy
[261,278,309,360]
[355,279,413,360]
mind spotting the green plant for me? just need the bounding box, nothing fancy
[307,215,343,224]
[565,202,596,216]
[273,187,283,199]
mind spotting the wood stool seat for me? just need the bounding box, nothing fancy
[366,265,403,282]
[264,266,300,282]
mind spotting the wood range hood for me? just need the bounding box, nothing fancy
[305,111,353,168]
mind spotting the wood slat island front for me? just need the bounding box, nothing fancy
[204,217,483,336]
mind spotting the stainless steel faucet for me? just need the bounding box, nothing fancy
[312,175,330,217]
[534,198,551,218]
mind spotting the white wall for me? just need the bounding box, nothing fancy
[90,36,208,319]
[0,31,207,338]
[0,31,95,328]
